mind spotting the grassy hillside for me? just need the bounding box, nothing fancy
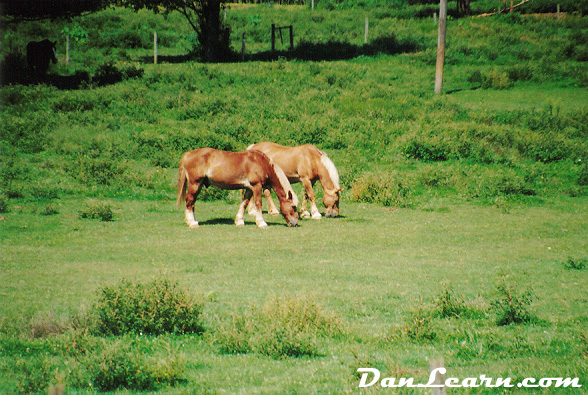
[1,3,588,394]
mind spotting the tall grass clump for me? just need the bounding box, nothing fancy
[92,279,205,336]
[215,294,343,359]
[350,171,414,207]
[562,257,587,270]
[78,201,114,221]
[90,339,186,391]
[491,278,536,326]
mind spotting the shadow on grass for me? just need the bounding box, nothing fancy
[250,35,421,62]
[137,34,420,64]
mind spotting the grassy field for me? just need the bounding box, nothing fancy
[1,198,587,393]
[1,1,588,393]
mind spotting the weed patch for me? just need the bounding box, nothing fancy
[562,256,587,270]
[491,278,536,326]
[214,294,343,359]
[90,339,186,391]
[78,201,114,222]
[350,171,414,207]
[92,279,205,336]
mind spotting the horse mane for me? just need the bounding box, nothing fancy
[319,151,340,190]
[270,160,299,206]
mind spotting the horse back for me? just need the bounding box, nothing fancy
[180,148,272,188]
[248,142,323,181]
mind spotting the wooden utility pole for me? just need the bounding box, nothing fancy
[434,0,447,94]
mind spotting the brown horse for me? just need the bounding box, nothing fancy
[177,148,299,228]
[247,142,342,219]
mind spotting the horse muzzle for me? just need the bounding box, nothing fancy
[287,218,299,227]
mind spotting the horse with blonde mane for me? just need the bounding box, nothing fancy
[247,142,342,219]
[177,148,299,228]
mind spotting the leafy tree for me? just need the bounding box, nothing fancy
[115,0,232,62]
[0,0,107,21]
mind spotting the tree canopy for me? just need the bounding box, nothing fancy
[0,0,107,21]
[116,0,232,62]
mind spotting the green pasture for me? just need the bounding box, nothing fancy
[1,197,587,393]
[2,2,588,393]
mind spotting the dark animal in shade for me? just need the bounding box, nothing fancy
[26,39,57,78]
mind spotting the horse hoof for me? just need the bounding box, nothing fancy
[235,219,245,227]
[311,212,322,220]
[269,210,279,216]
[257,221,268,229]
[188,222,199,228]
[301,210,311,219]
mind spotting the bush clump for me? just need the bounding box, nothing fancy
[215,294,343,359]
[92,279,205,336]
[91,340,186,391]
[78,201,114,221]
[350,171,414,207]
[491,279,535,326]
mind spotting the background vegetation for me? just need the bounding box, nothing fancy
[1,0,587,393]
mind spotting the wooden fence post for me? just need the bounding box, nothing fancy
[65,35,70,64]
[241,32,246,61]
[429,358,447,395]
[434,0,447,95]
[364,16,369,44]
[271,24,276,52]
[289,25,294,50]
[153,30,158,64]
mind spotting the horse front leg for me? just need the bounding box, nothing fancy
[264,188,280,215]
[185,181,203,228]
[252,185,268,228]
[300,178,321,220]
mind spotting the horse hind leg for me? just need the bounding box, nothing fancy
[236,189,252,226]
[185,181,203,228]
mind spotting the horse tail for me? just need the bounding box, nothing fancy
[176,163,188,207]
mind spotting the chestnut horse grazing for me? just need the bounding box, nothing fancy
[177,148,299,228]
[247,142,342,219]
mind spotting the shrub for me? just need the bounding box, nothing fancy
[90,340,186,391]
[215,294,342,359]
[70,155,127,186]
[92,63,144,86]
[92,279,205,336]
[402,138,448,161]
[458,165,535,198]
[491,279,535,326]
[562,257,587,270]
[0,193,9,213]
[433,284,466,319]
[79,201,114,222]
[40,203,59,216]
[402,306,437,342]
[350,171,414,207]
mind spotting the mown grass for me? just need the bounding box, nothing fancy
[1,2,588,393]
[1,198,587,393]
